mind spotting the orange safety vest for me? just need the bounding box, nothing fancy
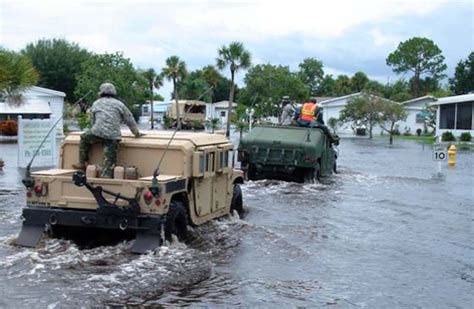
[300,102,317,121]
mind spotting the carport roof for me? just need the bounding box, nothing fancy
[430,93,474,105]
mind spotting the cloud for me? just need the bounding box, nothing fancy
[1,0,472,99]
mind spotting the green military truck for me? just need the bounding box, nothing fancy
[238,125,338,183]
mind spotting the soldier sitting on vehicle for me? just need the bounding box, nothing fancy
[280,96,296,126]
[72,83,143,178]
[297,97,339,145]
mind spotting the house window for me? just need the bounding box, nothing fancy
[440,105,455,129]
[416,111,430,124]
[220,111,226,117]
[456,102,473,130]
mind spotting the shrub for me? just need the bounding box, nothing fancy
[77,112,91,130]
[0,119,18,136]
[416,128,422,136]
[459,132,472,142]
[441,131,456,142]
[63,123,70,135]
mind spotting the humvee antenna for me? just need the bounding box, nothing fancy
[149,87,214,197]
[22,91,92,189]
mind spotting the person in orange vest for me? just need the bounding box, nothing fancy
[298,97,339,145]
[298,97,321,127]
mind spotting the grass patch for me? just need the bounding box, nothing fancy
[394,135,436,144]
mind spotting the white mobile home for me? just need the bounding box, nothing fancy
[432,93,474,137]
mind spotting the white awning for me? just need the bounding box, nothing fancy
[0,100,52,114]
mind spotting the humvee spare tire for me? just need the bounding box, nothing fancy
[230,184,244,218]
[165,201,188,242]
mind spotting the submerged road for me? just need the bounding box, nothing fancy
[0,137,472,307]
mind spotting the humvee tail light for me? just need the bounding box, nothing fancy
[34,185,42,194]
[144,191,153,204]
[154,199,161,206]
[34,184,47,196]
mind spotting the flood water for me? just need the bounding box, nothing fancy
[0,137,473,307]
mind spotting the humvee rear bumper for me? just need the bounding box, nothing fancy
[16,205,165,254]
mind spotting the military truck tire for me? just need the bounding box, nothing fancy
[304,164,321,183]
[230,184,244,218]
[247,164,257,181]
[165,201,188,242]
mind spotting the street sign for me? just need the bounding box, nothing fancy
[433,143,447,161]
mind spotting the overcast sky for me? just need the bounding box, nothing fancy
[1,0,472,99]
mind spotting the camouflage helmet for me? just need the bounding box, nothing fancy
[98,83,117,96]
[310,97,317,103]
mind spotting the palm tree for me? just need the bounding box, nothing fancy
[202,65,220,102]
[141,68,163,129]
[216,42,251,137]
[161,56,187,130]
[0,49,38,103]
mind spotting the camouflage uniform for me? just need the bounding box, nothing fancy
[281,103,295,125]
[77,83,140,178]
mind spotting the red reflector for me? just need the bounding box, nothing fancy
[154,199,161,206]
[27,191,33,198]
[144,191,153,201]
[34,185,42,194]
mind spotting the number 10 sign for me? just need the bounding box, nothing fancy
[433,143,447,161]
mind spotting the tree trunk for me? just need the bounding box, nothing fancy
[368,120,373,139]
[389,122,394,144]
[414,70,420,97]
[226,71,235,138]
[174,78,181,130]
[239,127,243,142]
[150,84,154,130]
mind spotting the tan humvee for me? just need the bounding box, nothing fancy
[17,131,244,253]
[167,100,206,129]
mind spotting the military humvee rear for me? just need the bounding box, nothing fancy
[238,125,338,183]
[17,131,244,253]
[166,100,206,130]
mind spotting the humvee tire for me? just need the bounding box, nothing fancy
[303,163,321,184]
[231,184,244,218]
[165,201,188,242]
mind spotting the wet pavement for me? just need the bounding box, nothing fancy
[0,137,473,307]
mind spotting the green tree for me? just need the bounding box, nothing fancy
[298,57,324,95]
[384,79,411,102]
[178,70,211,101]
[239,64,308,119]
[202,65,221,102]
[315,74,336,96]
[327,117,339,134]
[162,55,187,129]
[205,117,221,133]
[364,80,385,96]
[0,49,39,102]
[22,38,92,101]
[334,75,352,96]
[74,52,145,117]
[379,102,408,144]
[339,93,384,139]
[351,71,369,92]
[449,52,474,95]
[141,68,163,129]
[216,41,252,137]
[386,37,447,97]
